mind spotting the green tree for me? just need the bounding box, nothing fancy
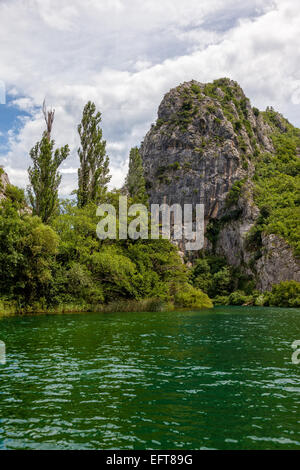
[174,284,213,309]
[77,101,111,207]
[125,147,148,204]
[211,266,232,297]
[0,200,59,307]
[27,134,69,223]
[265,281,300,308]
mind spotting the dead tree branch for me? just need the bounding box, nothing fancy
[42,99,55,140]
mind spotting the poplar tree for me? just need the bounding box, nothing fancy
[77,101,111,207]
[27,102,69,223]
[125,147,148,204]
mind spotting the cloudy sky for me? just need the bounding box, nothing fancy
[0,0,300,195]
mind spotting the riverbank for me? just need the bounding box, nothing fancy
[1,298,299,318]
[1,281,300,317]
[0,285,215,317]
[1,298,212,317]
[0,298,165,317]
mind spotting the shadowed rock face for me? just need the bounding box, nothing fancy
[140,78,300,290]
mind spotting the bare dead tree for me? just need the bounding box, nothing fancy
[42,99,55,141]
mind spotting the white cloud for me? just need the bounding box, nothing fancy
[0,0,299,194]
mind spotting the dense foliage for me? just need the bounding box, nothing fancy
[189,253,300,307]
[264,281,300,308]
[0,189,212,313]
[0,197,59,309]
[190,254,254,300]
[3,102,210,313]
[253,109,300,257]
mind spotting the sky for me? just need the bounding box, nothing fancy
[0,0,300,195]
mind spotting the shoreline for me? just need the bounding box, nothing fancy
[0,299,173,318]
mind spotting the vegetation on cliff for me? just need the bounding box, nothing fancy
[252,109,300,257]
[189,254,300,307]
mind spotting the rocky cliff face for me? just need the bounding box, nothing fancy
[140,78,300,290]
[0,167,10,201]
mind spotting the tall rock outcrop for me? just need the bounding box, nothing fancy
[140,78,300,290]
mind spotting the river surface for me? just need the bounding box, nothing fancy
[0,307,299,450]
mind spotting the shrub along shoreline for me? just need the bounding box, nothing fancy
[1,280,299,318]
[0,298,206,317]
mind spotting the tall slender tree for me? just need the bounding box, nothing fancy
[27,102,69,223]
[77,101,111,207]
[125,147,148,204]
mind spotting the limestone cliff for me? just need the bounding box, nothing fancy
[140,78,300,290]
[0,166,10,201]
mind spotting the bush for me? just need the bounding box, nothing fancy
[213,295,229,306]
[168,161,181,171]
[174,284,213,309]
[265,281,300,308]
[254,294,265,306]
[191,83,202,95]
[190,256,237,298]
[156,118,164,128]
[225,179,246,207]
[212,267,233,297]
[228,290,252,306]
[234,120,242,132]
[0,299,17,316]
[5,184,26,207]
[0,202,59,307]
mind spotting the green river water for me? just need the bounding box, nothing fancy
[0,306,299,450]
